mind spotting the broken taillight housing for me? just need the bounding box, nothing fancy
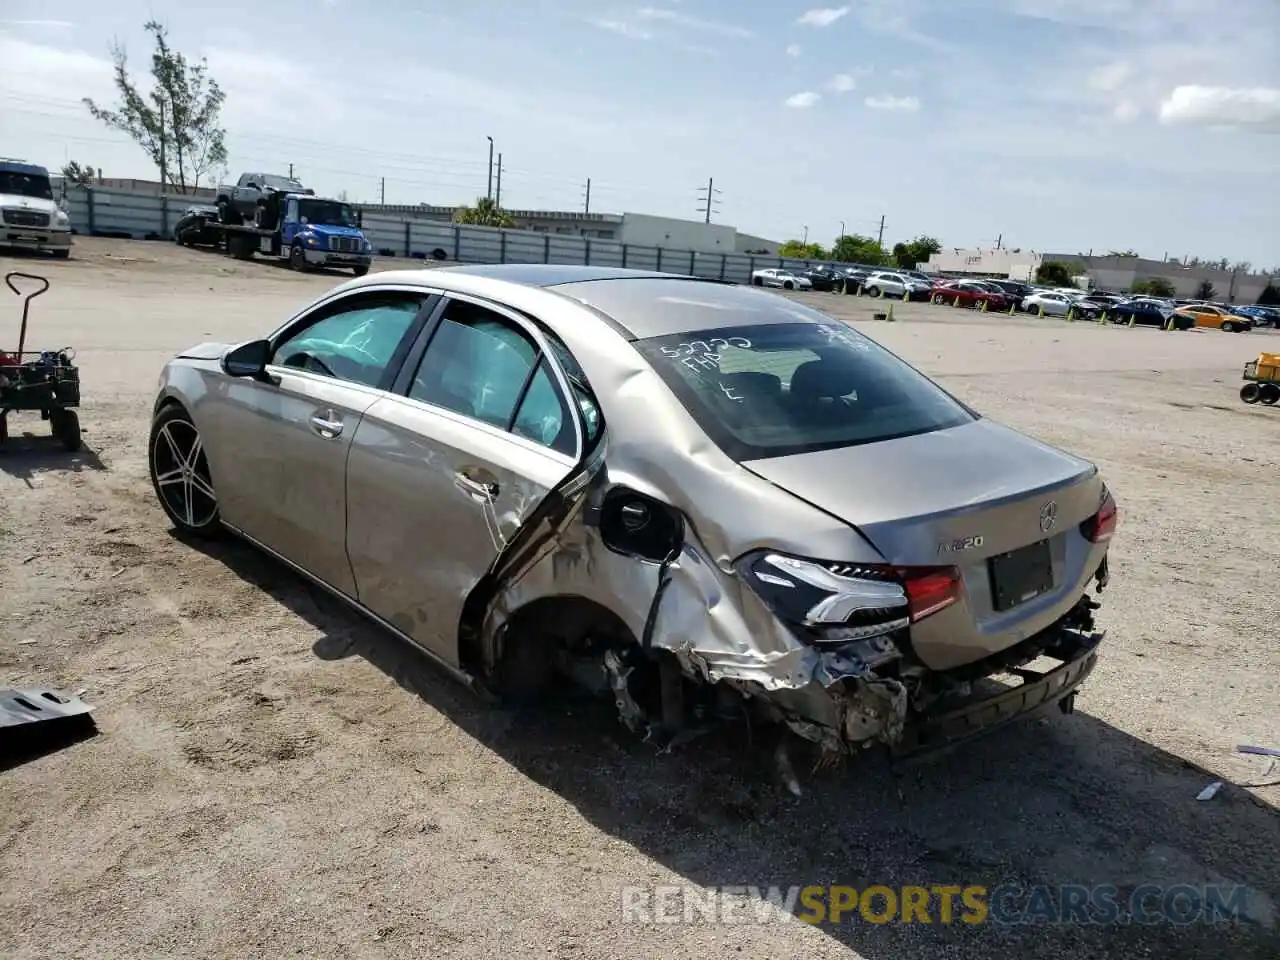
[735,552,962,645]
[900,566,962,621]
[1080,486,1118,543]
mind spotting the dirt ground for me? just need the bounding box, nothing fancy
[2,237,1278,960]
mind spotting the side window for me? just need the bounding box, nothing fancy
[545,332,603,448]
[511,359,574,456]
[272,293,424,388]
[409,300,578,455]
[410,300,537,427]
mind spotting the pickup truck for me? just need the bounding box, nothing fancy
[215,172,313,226]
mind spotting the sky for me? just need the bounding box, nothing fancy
[1,0,1278,267]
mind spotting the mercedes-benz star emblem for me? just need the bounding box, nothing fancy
[1039,501,1058,533]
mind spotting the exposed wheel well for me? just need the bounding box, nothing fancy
[465,594,640,682]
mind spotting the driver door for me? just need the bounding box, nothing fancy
[210,289,433,596]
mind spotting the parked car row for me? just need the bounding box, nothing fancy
[767,266,1272,333]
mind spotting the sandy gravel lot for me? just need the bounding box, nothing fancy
[2,238,1278,960]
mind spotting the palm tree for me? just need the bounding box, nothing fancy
[454,196,513,228]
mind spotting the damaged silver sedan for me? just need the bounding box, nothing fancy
[149,265,1117,762]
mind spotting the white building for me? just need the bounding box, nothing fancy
[920,246,1043,280]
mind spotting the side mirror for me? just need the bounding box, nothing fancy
[221,339,272,380]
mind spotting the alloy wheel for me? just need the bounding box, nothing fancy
[152,418,218,528]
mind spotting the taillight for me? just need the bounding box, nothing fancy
[1081,488,1118,543]
[898,566,961,621]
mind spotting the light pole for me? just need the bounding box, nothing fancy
[486,136,494,201]
[838,220,845,254]
[802,224,809,245]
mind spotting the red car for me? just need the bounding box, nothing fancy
[930,281,1013,311]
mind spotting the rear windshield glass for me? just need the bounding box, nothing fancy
[635,322,975,461]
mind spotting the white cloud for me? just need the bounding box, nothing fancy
[786,91,821,108]
[865,94,921,111]
[588,19,653,40]
[785,43,802,57]
[0,19,75,29]
[0,33,113,101]
[797,7,851,27]
[1159,86,1280,131]
[1088,61,1131,93]
[827,73,856,93]
[636,6,753,38]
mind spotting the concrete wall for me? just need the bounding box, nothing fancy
[59,185,835,285]
[921,247,1043,279]
[619,213,738,255]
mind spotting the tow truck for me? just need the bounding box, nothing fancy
[212,190,372,276]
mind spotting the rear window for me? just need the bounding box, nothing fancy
[635,322,975,461]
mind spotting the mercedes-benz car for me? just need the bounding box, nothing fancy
[148,265,1116,762]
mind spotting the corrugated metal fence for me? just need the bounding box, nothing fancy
[66,186,830,283]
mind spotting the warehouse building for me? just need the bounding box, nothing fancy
[922,247,1276,302]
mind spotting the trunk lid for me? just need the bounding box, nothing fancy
[742,419,1108,670]
[742,418,1098,563]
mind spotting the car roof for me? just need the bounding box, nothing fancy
[337,264,824,340]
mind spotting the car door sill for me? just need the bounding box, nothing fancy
[221,521,481,692]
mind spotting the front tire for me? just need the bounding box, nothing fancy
[1241,383,1261,403]
[49,409,81,452]
[783,280,794,290]
[149,404,221,538]
[290,244,309,272]
[52,249,71,260]
[352,265,370,277]
[1222,321,1237,333]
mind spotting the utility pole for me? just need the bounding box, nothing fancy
[495,153,503,208]
[380,177,386,205]
[288,162,294,178]
[995,233,1002,251]
[697,177,721,223]
[802,225,809,245]
[486,136,494,201]
[583,178,591,214]
[838,220,845,250]
[876,214,885,248]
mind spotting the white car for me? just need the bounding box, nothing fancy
[862,271,931,299]
[1021,291,1098,317]
[751,268,812,290]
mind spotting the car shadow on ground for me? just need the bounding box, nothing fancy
[190,534,1280,960]
[0,432,106,486]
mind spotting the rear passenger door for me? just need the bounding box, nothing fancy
[343,295,582,664]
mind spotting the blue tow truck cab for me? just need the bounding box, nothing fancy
[219,193,372,276]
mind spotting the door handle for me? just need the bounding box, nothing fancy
[309,410,344,438]
[454,471,498,501]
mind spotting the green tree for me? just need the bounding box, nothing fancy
[1035,260,1075,286]
[60,161,97,187]
[1258,283,1280,306]
[830,233,887,265]
[893,235,941,269]
[1194,279,1217,300]
[1132,277,1176,297]
[84,21,227,193]
[778,239,828,260]
[454,196,514,227]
